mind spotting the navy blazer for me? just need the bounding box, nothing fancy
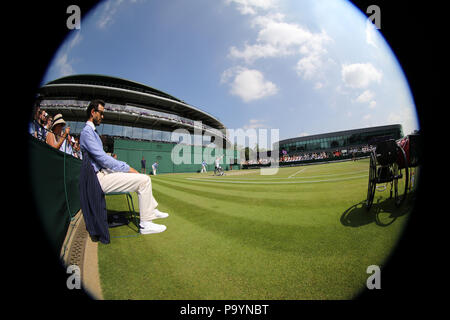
[79,150,110,244]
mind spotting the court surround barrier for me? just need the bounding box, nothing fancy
[28,136,82,255]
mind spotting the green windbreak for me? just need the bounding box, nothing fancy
[28,136,82,255]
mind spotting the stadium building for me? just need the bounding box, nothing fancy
[37,74,236,173]
[278,124,403,157]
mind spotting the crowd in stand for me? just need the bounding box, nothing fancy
[278,145,374,164]
[28,102,82,159]
[242,158,271,165]
[280,151,330,163]
[241,145,374,166]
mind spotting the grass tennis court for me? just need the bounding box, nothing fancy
[98,159,413,299]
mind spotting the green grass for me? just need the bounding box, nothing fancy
[98,159,414,299]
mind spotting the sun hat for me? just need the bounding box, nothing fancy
[52,117,66,129]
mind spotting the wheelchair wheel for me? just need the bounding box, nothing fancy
[366,150,377,210]
[393,145,409,207]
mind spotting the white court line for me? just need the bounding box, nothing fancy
[186,174,368,185]
[222,169,260,176]
[288,168,306,178]
[190,170,368,181]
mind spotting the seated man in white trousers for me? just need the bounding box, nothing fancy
[80,99,168,234]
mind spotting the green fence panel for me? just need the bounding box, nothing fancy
[28,136,82,255]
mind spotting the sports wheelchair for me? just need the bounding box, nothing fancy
[366,137,409,210]
[214,166,225,176]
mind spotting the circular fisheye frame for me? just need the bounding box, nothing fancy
[28,0,422,301]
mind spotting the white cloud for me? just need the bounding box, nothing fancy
[97,0,125,29]
[355,90,374,103]
[225,7,333,91]
[220,66,238,84]
[228,43,282,63]
[365,20,378,48]
[54,32,83,77]
[257,19,313,48]
[353,89,377,109]
[221,67,278,102]
[229,14,331,69]
[97,0,142,29]
[55,53,75,76]
[387,105,418,135]
[341,63,382,88]
[250,12,284,27]
[296,53,323,80]
[225,0,278,15]
[314,82,323,90]
[243,119,268,129]
[68,32,83,49]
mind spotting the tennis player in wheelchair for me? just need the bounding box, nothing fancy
[214,155,225,176]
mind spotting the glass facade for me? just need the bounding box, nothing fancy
[280,126,402,155]
[65,120,215,146]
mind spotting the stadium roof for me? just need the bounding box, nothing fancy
[38,74,226,132]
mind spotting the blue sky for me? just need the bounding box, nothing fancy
[42,0,419,143]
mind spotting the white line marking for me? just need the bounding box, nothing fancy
[189,170,368,181]
[186,174,368,184]
[288,168,306,178]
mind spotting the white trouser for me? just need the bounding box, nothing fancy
[97,170,158,222]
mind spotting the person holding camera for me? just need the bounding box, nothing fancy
[45,116,71,151]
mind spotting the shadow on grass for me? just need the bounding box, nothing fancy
[107,209,140,233]
[340,196,411,228]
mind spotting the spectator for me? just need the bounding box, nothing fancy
[73,137,82,159]
[35,110,48,141]
[29,101,46,141]
[29,102,40,136]
[79,99,168,235]
[141,156,146,174]
[44,114,53,132]
[49,113,74,154]
[46,116,70,150]
[64,135,75,155]
[201,160,207,173]
[152,161,158,175]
